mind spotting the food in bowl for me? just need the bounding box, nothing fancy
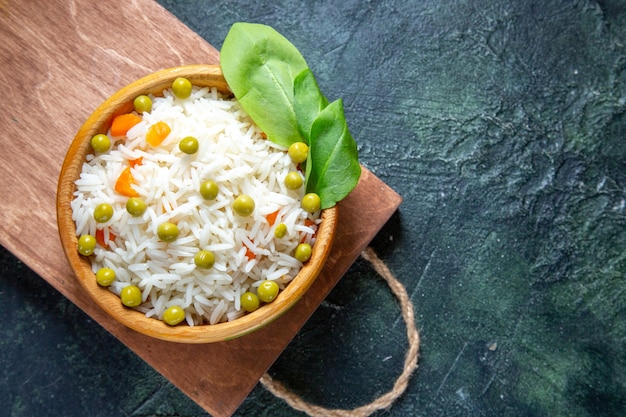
[59,23,360,339]
[71,80,323,326]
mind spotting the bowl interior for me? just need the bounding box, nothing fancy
[56,64,337,343]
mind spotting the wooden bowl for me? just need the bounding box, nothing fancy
[56,65,337,343]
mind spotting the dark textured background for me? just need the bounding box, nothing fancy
[2,0,626,416]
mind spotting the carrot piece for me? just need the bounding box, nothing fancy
[300,219,318,243]
[146,121,171,146]
[95,228,106,248]
[110,113,142,137]
[243,243,256,260]
[95,228,116,249]
[115,166,139,197]
[129,157,143,168]
[266,209,280,226]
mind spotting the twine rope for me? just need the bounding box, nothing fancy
[260,247,420,417]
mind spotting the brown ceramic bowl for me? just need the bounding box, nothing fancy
[56,64,337,343]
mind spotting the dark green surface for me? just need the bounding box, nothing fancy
[2,0,626,415]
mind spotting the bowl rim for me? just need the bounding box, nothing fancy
[56,64,337,343]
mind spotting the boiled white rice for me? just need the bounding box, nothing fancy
[71,85,319,326]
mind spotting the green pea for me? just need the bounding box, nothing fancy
[179,136,199,154]
[90,134,111,153]
[126,197,147,217]
[199,180,219,200]
[96,268,116,286]
[284,171,303,190]
[120,285,142,307]
[77,234,96,256]
[194,250,215,269]
[133,95,152,113]
[257,280,279,303]
[240,292,260,312]
[172,77,192,99]
[301,193,321,213]
[233,195,255,216]
[157,222,179,242]
[288,141,309,164]
[93,203,114,223]
[274,223,287,239]
[295,243,312,262]
[163,305,185,325]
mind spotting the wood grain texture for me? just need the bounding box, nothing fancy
[0,1,402,416]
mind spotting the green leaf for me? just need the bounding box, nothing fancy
[293,68,329,143]
[306,99,361,209]
[220,22,361,206]
[220,22,309,147]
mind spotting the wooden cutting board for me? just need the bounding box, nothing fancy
[0,1,401,416]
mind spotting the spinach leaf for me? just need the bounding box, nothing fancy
[220,23,361,207]
[293,68,329,142]
[306,99,361,209]
[220,22,308,147]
